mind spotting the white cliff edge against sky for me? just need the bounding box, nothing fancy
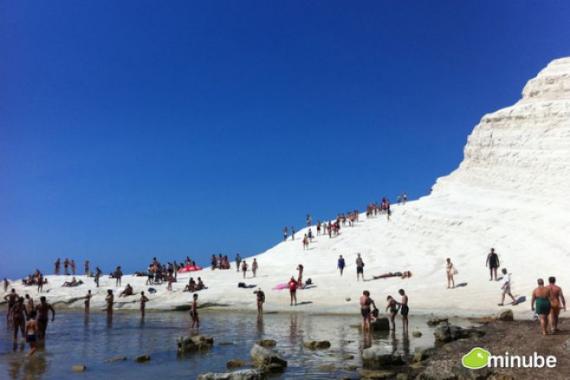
[3,57,570,317]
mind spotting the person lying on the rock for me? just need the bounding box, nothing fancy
[62,277,83,287]
[372,271,412,280]
[119,284,134,297]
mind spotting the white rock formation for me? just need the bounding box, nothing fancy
[3,58,570,317]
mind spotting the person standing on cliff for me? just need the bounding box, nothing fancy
[235,253,242,272]
[547,276,566,333]
[94,267,102,287]
[252,258,259,278]
[84,260,90,276]
[54,258,60,275]
[241,260,248,279]
[486,248,500,281]
[114,266,123,287]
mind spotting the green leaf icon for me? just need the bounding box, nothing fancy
[462,347,490,369]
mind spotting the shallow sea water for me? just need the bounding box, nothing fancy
[0,309,453,379]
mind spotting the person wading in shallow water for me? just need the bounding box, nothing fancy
[547,276,566,334]
[140,291,149,318]
[105,290,114,317]
[531,278,552,336]
[399,289,409,333]
[36,296,55,341]
[25,310,38,356]
[360,290,377,332]
[254,288,265,316]
[84,290,91,314]
[190,294,199,329]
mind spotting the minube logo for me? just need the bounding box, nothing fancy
[462,347,557,369]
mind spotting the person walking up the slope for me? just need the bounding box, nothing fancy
[338,255,346,276]
[356,254,365,281]
[446,258,456,289]
[241,260,248,279]
[291,226,295,240]
[486,248,500,281]
[302,234,309,250]
[252,258,259,278]
[548,276,566,333]
[283,227,288,241]
[499,268,518,306]
[288,277,298,306]
[532,279,552,336]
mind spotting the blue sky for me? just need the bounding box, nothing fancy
[1,1,569,278]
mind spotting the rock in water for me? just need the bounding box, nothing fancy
[412,330,422,337]
[370,317,390,331]
[177,335,214,354]
[426,317,448,327]
[362,346,405,369]
[303,340,331,350]
[105,355,127,363]
[226,359,246,369]
[357,369,395,379]
[197,369,264,380]
[433,323,485,344]
[256,339,276,348]
[497,309,514,321]
[250,344,287,373]
[135,354,151,363]
[71,364,87,372]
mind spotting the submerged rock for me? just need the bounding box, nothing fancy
[256,339,276,348]
[226,359,246,369]
[71,364,87,372]
[303,340,331,350]
[250,344,287,373]
[177,335,214,354]
[135,354,151,363]
[412,331,422,337]
[426,317,448,327]
[105,355,127,363]
[362,346,405,369]
[413,347,436,363]
[197,369,264,380]
[357,369,395,379]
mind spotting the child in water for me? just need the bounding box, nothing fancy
[25,310,38,356]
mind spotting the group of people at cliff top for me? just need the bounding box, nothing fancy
[445,248,567,336]
[4,289,55,356]
[54,258,86,276]
[211,254,231,270]
[21,269,48,291]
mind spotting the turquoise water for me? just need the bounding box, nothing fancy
[0,309,443,379]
